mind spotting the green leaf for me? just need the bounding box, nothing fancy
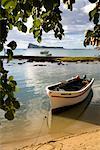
[8,76,14,81]
[41,11,50,19]
[34,19,41,28]
[5,110,14,120]
[93,13,99,24]
[88,0,98,3]
[1,0,17,10]
[15,21,23,31]
[0,100,4,107]
[22,16,27,22]
[22,24,27,33]
[7,41,17,50]
[13,101,20,109]
[0,19,8,43]
[34,30,40,38]
[10,80,17,86]
[37,36,42,43]
[54,0,60,7]
[7,49,13,62]
[72,0,75,3]
[0,60,3,69]
[15,14,21,22]
[43,0,54,11]
[0,43,3,52]
[8,23,13,30]
[57,34,62,40]
[5,98,11,106]
[85,30,93,37]
[89,7,97,21]
[29,27,34,33]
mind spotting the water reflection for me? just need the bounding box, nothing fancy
[50,90,93,129]
[52,90,93,117]
[49,89,100,137]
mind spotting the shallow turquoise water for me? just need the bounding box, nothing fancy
[0,60,100,149]
[0,48,100,57]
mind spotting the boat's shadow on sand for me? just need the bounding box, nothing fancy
[51,89,100,126]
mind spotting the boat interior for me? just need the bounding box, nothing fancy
[49,78,90,92]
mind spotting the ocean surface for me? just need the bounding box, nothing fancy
[0,48,100,57]
[0,59,100,150]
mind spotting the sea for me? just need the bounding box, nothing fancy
[0,48,100,57]
[0,48,100,150]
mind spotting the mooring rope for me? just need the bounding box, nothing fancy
[33,115,48,147]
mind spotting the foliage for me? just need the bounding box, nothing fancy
[0,0,100,120]
[84,1,100,47]
[56,56,100,62]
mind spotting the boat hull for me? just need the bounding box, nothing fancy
[46,78,94,110]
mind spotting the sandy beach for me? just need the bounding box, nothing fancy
[25,131,100,150]
[18,129,100,150]
[9,128,100,150]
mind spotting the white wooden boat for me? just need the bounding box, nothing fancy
[46,75,94,110]
[46,53,52,56]
[40,50,49,54]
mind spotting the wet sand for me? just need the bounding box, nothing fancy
[17,129,100,150]
[1,128,100,150]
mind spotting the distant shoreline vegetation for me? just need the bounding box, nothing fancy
[0,56,100,62]
[28,43,64,49]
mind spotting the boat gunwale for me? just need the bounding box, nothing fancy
[46,78,94,95]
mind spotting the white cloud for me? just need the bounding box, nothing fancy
[82,3,96,14]
[25,16,33,30]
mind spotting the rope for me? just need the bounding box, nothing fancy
[33,115,47,147]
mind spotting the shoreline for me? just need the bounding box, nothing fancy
[0,55,100,62]
[30,129,100,150]
[1,128,100,150]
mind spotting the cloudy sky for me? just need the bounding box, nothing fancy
[7,0,96,49]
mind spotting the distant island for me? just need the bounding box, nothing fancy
[28,43,64,49]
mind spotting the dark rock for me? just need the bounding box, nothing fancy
[28,43,63,49]
[34,64,47,66]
